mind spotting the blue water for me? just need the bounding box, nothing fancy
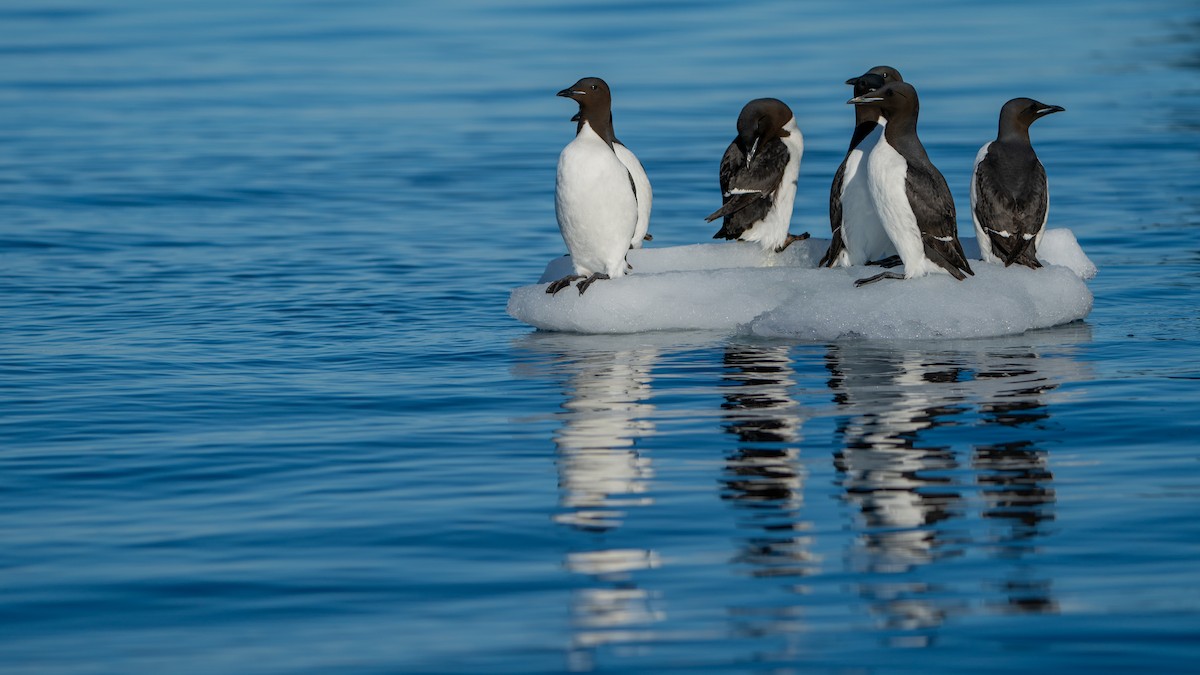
[2,1,1199,672]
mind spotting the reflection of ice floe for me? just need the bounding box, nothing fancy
[507,229,1094,338]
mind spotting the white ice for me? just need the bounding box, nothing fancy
[507,228,1095,339]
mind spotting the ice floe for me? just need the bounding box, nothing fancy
[507,229,1095,339]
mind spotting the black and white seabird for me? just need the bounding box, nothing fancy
[705,98,809,253]
[821,66,903,269]
[971,98,1065,268]
[548,77,640,295]
[847,81,974,286]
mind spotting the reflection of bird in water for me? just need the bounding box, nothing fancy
[965,336,1085,540]
[965,334,1092,615]
[826,327,1091,630]
[719,344,818,593]
[826,344,971,637]
[547,346,658,531]
[565,547,665,670]
[973,440,1058,614]
[975,440,1054,529]
[721,344,803,442]
[510,334,668,670]
[826,345,966,576]
[510,335,665,531]
[721,344,804,504]
[553,346,661,670]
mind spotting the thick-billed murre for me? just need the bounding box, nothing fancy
[821,66,904,268]
[549,77,640,295]
[705,98,809,252]
[847,81,974,286]
[971,98,1065,268]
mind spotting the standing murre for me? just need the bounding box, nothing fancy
[821,66,904,268]
[705,98,809,253]
[971,98,1065,268]
[548,77,639,295]
[847,81,974,286]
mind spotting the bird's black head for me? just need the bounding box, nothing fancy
[845,65,903,88]
[1001,97,1065,127]
[866,65,903,83]
[847,80,919,121]
[850,73,887,99]
[734,97,794,156]
[557,77,617,142]
[557,77,612,114]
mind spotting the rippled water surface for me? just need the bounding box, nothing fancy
[3,1,1199,672]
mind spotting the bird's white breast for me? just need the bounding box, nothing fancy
[840,122,895,266]
[1035,158,1049,250]
[865,138,933,278]
[970,142,1000,264]
[556,123,638,278]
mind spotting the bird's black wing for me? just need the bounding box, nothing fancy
[906,162,973,279]
[974,152,1047,268]
[820,156,849,267]
[700,136,787,220]
[716,140,744,198]
[705,141,750,222]
[707,138,790,239]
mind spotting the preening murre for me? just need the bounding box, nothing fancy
[548,77,640,295]
[847,81,974,287]
[971,97,1065,268]
[705,98,809,253]
[821,65,904,269]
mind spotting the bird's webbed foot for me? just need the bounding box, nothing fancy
[854,271,906,287]
[774,232,811,253]
[576,273,610,295]
[546,274,584,295]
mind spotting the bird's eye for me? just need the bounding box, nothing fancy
[882,73,889,79]
[591,84,598,91]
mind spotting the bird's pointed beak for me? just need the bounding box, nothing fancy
[735,129,761,161]
[557,88,584,98]
[1036,104,1066,115]
[847,94,884,105]
[845,76,860,86]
